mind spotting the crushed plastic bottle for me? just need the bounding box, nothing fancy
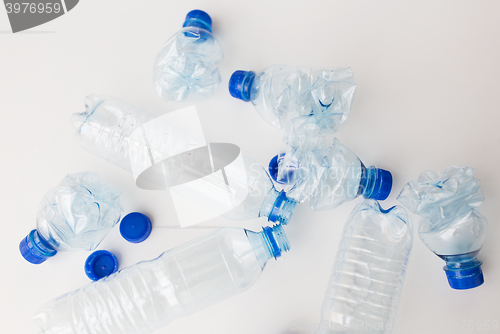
[34,224,289,334]
[19,172,123,264]
[271,138,393,211]
[229,65,356,130]
[315,200,413,334]
[153,10,224,102]
[398,166,487,289]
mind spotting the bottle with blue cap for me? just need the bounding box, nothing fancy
[19,172,123,264]
[315,200,413,334]
[398,166,488,289]
[269,138,393,212]
[153,10,224,102]
[229,65,356,130]
[35,224,290,334]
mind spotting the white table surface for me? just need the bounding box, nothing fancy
[1,1,499,333]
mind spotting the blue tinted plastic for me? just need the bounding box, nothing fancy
[120,212,152,243]
[154,11,223,102]
[19,172,123,264]
[228,70,256,102]
[398,166,487,289]
[35,225,289,333]
[85,250,119,281]
[183,10,212,32]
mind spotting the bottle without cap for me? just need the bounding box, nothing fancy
[153,9,224,102]
[316,200,413,334]
[72,95,298,225]
[34,224,290,334]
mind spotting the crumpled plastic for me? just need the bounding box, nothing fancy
[153,27,224,102]
[36,172,123,251]
[397,166,488,255]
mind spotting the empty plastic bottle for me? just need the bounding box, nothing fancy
[272,138,393,211]
[398,166,488,289]
[229,65,356,130]
[316,200,413,334]
[34,224,290,334]
[72,95,297,225]
[19,172,123,264]
[154,10,224,102]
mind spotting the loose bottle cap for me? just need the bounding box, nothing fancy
[84,250,118,281]
[120,212,152,243]
[229,70,256,101]
[19,229,57,265]
[183,10,212,32]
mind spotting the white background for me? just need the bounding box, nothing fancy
[1,1,499,333]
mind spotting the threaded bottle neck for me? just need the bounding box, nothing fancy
[19,229,57,264]
[260,224,290,259]
[259,189,297,225]
[359,165,392,201]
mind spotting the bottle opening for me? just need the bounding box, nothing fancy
[268,191,297,225]
[262,224,290,259]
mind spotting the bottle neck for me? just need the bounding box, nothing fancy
[359,165,393,201]
[229,71,256,102]
[246,224,290,267]
[440,251,484,289]
[259,188,297,225]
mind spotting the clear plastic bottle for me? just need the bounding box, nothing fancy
[34,224,290,334]
[398,166,487,289]
[272,138,393,211]
[316,200,413,334]
[19,172,123,264]
[72,95,297,225]
[228,65,356,130]
[153,10,224,102]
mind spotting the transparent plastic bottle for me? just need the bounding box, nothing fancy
[398,166,488,289]
[72,95,297,225]
[272,138,393,211]
[229,65,356,130]
[19,172,123,264]
[316,200,413,334]
[34,224,290,334]
[153,10,224,102]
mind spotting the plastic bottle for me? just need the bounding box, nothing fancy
[154,10,224,102]
[229,65,356,130]
[271,138,393,211]
[315,200,413,334]
[72,95,297,225]
[19,172,123,264]
[397,166,487,289]
[34,224,290,334]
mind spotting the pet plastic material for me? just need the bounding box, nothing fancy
[35,224,289,334]
[84,250,119,281]
[398,166,487,289]
[282,138,392,211]
[316,200,413,334]
[119,212,152,243]
[154,10,223,102]
[19,172,123,264]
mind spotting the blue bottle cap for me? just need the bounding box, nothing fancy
[84,250,118,281]
[120,212,152,243]
[268,153,297,185]
[368,168,393,201]
[229,70,256,101]
[183,10,212,32]
[19,229,57,264]
[444,263,484,290]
